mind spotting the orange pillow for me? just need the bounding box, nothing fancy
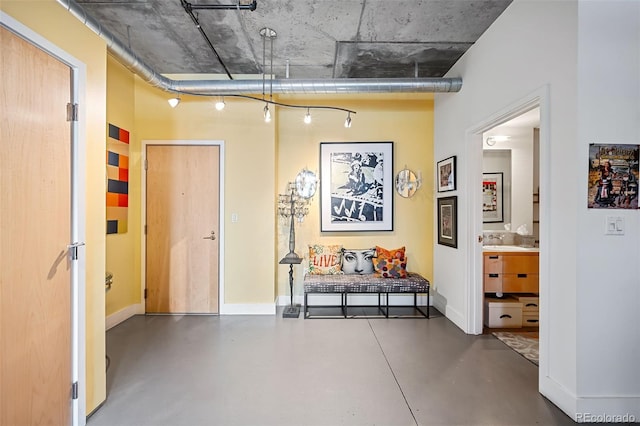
[376,245,406,261]
[373,255,408,278]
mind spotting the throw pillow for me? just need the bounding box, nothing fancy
[376,245,406,261]
[342,248,376,274]
[308,244,343,275]
[373,255,408,278]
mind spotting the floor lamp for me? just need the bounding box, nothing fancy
[278,169,317,318]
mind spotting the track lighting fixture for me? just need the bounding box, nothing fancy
[168,96,181,108]
[166,24,356,126]
[264,104,272,123]
[344,112,352,128]
[215,97,225,111]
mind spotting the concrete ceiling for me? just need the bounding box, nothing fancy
[76,0,512,80]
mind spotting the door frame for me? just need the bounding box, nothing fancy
[465,85,550,377]
[141,140,225,314]
[0,12,87,426]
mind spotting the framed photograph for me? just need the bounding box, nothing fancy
[437,156,456,192]
[437,196,457,248]
[483,172,504,222]
[587,143,639,209]
[320,141,393,232]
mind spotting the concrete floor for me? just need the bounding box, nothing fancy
[88,309,575,426]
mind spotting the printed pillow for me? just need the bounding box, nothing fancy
[341,248,376,275]
[376,245,406,261]
[373,255,408,278]
[308,244,343,275]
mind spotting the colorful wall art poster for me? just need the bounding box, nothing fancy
[588,143,639,209]
[106,123,130,233]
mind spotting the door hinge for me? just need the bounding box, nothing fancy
[67,242,85,260]
[144,159,148,170]
[144,224,147,235]
[72,382,78,400]
[66,103,79,122]
[144,288,148,299]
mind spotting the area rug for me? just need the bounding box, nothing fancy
[492,332,539,366]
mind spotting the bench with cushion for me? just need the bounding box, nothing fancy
[303,244,430,319]
[303,272,430,318]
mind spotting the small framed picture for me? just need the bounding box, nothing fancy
[437,156,456,192]
[482,172,504,223]
[437,196,457,248]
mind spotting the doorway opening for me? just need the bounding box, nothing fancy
[481,108,541,344]
[466,87,550,378]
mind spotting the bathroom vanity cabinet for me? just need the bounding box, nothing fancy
[483,248,539,328]
[483,249,539,294]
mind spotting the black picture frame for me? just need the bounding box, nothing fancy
[437,155,456,192]
[320,141,393,232]
[482,172,504,223]
[437,196,457,248]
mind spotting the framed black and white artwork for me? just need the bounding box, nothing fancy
[319,141,393,232]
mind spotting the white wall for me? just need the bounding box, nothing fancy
[435,0,640,421]
[575,0,640,417]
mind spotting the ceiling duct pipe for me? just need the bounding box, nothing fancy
[56,0,462,94]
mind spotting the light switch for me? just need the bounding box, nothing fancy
[231,213,239,223]
[605,216,624,235]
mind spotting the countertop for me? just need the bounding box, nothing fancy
[482,245,539,253]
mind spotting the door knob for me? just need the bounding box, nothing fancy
[203,231,216,240]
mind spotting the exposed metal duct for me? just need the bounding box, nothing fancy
[56,0,462,95]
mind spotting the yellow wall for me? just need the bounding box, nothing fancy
[276,95,434,297]
[3,0,434,415]
[1,0,107,413]
[108,77,434,311]
[106,57,140,315]
[133,80,278,305]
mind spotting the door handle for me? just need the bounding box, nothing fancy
[203,231,216,240]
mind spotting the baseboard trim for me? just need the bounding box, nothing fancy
[219,303,276,315]
[276,295,305,306]
[442,302,465,332]
[106,303,144,330]
[575,395,640,423]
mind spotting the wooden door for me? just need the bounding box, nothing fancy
[146,145,220,313]
[1,27,72,425]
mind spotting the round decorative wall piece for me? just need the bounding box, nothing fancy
[295,168,318,199]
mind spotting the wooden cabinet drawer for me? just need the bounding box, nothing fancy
[512,295,539,311]
[502,274,539,293]
[483,254,502,274]
[502,255,538,274]
[522,312,540,327]
[483,274,502,292]
[484,298,523,328]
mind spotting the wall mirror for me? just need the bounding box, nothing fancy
[482,149,512,229]
[295,168,318,199]
[394,168,422,198]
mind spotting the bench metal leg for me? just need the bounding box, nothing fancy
[377,293,386,316]
[304,292,308,319]
[342,293,347,318]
